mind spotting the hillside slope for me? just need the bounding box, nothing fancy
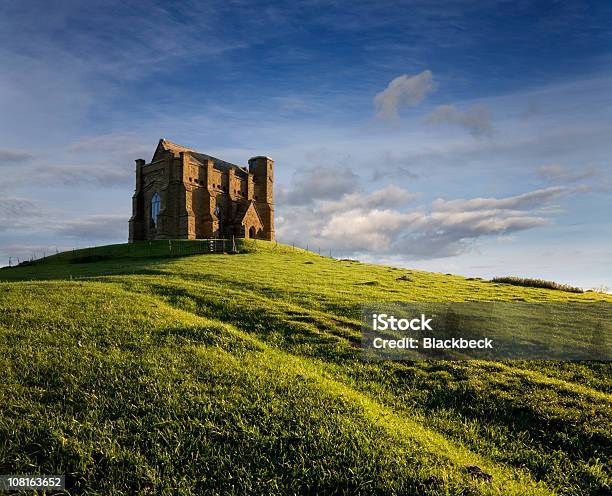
[1,242,610,495]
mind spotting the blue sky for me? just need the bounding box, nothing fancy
[1,0,611,288]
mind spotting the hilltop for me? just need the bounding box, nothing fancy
[0,242,610,495]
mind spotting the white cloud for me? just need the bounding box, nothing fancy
[321,208,421,251]
[319,185,419,214]
[374,70,435,120]
[425,104,493,137]
[431,187,566,212]
[277,185,570,259]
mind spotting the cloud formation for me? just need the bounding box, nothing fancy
[425,104,493,137]
[35,165,133,188]
[537,164,597,183]
[52,214,126,240]
[0,197,41,231]
[0,149,34,166]
[278,165,360,205]
[431,187,566,212]
[277,185,566,259]
[0,134,146,190]
[374,70,435,120]
[319,185,418,214]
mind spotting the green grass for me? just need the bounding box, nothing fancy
[14,239,257,267]
[0,241,610,495]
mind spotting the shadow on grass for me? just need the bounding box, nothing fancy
[146,282,360,364]
[0,256,199,282]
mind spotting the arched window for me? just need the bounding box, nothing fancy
[151,192,160,227]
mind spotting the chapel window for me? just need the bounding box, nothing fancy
[151,192,161,227]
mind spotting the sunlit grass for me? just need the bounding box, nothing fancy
[0,242,610,494]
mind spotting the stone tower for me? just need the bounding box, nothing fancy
[129,139,274,242]
[248,156,275,242]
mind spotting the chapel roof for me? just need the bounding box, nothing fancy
[157,139,248,176]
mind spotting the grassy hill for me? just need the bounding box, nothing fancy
[0,242,610,495]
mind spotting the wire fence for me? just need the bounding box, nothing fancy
[14,239,239,266]
[6,238,348,268]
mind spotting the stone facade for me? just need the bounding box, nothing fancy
[129,139,274,242]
